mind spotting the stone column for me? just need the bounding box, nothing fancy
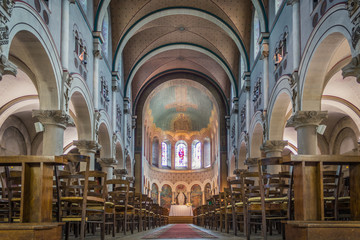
[260,34,270,111]
[171,143,175,170]
[61,0,75,70]
[73,140,101,171]
[287,0,300,70]
[32,110,73,156]
[261,140,288,173]
[286,111,327,220]
[114,168,128,180]
[92,32,103,109]
[202,191,205,205]
[243,73,251,132]
[99,158,117,191]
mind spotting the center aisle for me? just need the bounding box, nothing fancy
[142,224,217,239]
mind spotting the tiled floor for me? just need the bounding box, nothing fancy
[71,224,283,240]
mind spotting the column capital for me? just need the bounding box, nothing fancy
[286,111,327,129]
[342,54,360,83]
[92,32,103,59]
[261,140,288,154]
[98,158,117,168]
[73,140,101,154]
[32,110,74,128]
[287,0,299,6]
[0,54,16,80]
[114,168,128,179]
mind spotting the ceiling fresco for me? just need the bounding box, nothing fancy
[146,79,216,132]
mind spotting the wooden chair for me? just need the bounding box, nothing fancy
[107,179,133,235]
[244,158,292,240]
[0,168,21,223]
[220,189,232,233]
[59,153,111,240]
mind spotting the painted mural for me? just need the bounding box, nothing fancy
[204,183,212,201]
[190,184,202,208]
[151,183,158,204]
[160,184,172,209]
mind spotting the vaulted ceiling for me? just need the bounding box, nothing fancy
[94,0,260,131]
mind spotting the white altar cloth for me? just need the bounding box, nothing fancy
[169,205,194,216]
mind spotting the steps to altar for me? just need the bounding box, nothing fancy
[168,216,194,224]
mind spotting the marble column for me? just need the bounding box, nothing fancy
[73,140,101,171]
[260,35,270,111]
[286,111,327,220]
[287,0,300,70]
[92,32,103,109]
[99,158,117,191]
[260,140,288,173]
[32,110,73,156]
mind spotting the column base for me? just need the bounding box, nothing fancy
[0,222,64,240]
[284,221,360,240]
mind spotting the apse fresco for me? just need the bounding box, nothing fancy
[151,183,158,203]
[190,184,202,207]
[160,184,172,209]
[205,183,211,201]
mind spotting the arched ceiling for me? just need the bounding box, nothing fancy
[144,79,217,132]
[101,0,255,100]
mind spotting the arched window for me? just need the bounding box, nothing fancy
[101,10,109,58]
[79,0,87,11]
[275,0,283,14]
[161,141,171,167]
[175,141,188,169]
[204,138,211,168]
[192,140,201,169]
[253,10,260,57]
[152,137,159,167]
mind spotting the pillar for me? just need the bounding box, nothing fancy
[287,0,300,70]
[202,191,205,205]
[61,0,75,70]
[171,143,175,170]
[260,34,270,111]
[73,140,101,171]
[32,110,73,156]
[92,32,103,109]
[99,158,117,191]
[286,111,327,220]
[261,140,288,173]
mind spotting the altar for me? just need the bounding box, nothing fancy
[169,205,194,216]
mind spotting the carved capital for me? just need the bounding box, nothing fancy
[132,115,137,129]
[73,140,101,154]
[347,0,360,18]
[98,158,118,168]
[261,140,288,154]
[286,111,328,129]
[114,168,128,179]
[260,43,269,60]
[244,157,258,166]
[123,98,131,114]
[342,54,360,83]
[0,54,16,80]
[32,110,74,128]
[92,32,103,59]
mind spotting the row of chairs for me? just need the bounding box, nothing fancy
[0,155,169,240]
[193,158,350,240]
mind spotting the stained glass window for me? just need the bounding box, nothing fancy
[204,139,211,168]
[161,142,167,166]
[275,0,283,14]
[192,141,201,169]
[254,10,260,57]
[101,10,109,58]
[175,141,188,169]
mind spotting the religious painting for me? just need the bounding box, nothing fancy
[151,183,158,204]
[204,183,212,201]
[160,184,172,209]
[190,184,202,208]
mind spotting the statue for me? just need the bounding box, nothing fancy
[176,191,186,205]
